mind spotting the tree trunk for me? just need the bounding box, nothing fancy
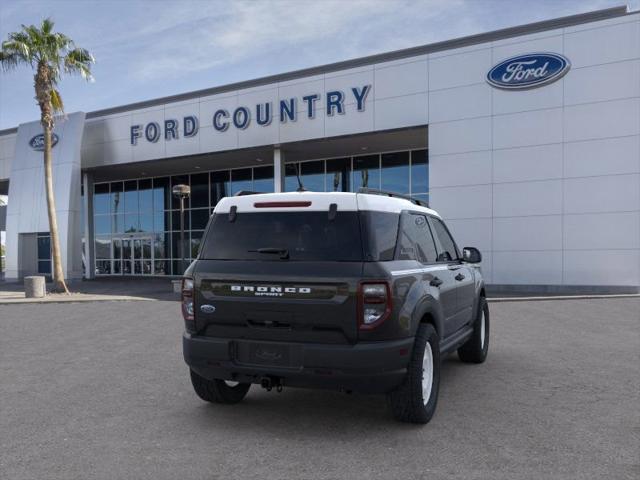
[43,122,69,294]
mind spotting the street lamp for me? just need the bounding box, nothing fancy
[172,184,191,274]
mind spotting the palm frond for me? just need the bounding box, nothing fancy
[50,88,64,113]
[64,47,94,81]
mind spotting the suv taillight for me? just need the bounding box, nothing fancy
[358,281,392,330]
[181,278,195,329]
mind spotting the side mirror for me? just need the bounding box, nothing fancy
[462,247,482,263]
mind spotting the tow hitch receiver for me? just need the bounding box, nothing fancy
[260,376,284,392]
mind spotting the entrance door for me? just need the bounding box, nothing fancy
[113,236,153,275]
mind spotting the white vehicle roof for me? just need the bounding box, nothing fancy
[213,191,441,218]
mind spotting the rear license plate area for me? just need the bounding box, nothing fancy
[234,341,298,368]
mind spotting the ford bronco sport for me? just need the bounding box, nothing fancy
[181,189,489,424]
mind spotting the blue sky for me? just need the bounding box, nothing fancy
[0,0,633,130]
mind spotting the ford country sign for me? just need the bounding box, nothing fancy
[487,53,570,90]
[29,133,59,151]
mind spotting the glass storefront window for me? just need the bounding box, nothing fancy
[381,151,410,194]
[94,183,110,214]
[253,166,274,193]
[111,182,123,215]
[353,154,380,191]
[210,171,230,206]
[139,212,153,232]
[153,211,168,232]
[190,173,209,208]
[172,210,190,231]
[124,180,138,213]
[138,179,153,212]
[95,215,111,235]
[285,163,300,192]
[231,168,252,195]
[301,160,325,192]
[411,149,428,195]
[95,236,111,259]
[326,158,350,192]
[153,177,170,211]
[191,208,210,230]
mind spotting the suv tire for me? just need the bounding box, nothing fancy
[190,369,251,404]
[387,323,440,424]
[458,296,489,364]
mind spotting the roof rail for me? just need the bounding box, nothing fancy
[358,188,429,208]
[234,190,265,196]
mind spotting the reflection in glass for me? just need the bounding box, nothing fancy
[122,239,132,260]
[153,177,170,211]
[124,180,138,213]
[139,212,153,232]
[95,237,111,259]
[411,149,428,194]
[95,215,111,235]
[154,234,167,258]
[154,211,168,232]
[191,209,210,230]
[301,161,325,192]
[210,171,230,206]
[326,158,350,192]
[111,182,123,215]
[138,178,153,212]
[113,261,122,274]
[37,235,51,260]
[123,260,132,275]
[231,168,252,195]
[353,155,380,191]
[38,260,52,274]
[190,173,209,208]
[381,151,410,194]
[112,214,124,234]
[172,210,190,231]
[124,213,139,232]
[94,183,110,214]
[154,260,169,275]
[190,231,203,258]
[95,260,110,275]
[253,166,274,193]
[285,163,300,192]
[113,238,122,260]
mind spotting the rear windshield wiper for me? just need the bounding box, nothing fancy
[248,247,290,260]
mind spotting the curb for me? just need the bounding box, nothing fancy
[488,293,640,303]
[0,296,158,305]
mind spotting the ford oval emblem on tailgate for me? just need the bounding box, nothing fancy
[200,304,216,314]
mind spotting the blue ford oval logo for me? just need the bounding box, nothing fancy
[200,304,216,314]
[29,133,59,151]
[487,53,570,90]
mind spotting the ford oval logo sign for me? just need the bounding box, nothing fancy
[29,133,59,151]
[487,53,570,90]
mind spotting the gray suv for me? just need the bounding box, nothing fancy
[181,189,489,424]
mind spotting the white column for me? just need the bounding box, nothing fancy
[273,147,285,193]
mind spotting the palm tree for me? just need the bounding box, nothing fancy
[0,18,94,293]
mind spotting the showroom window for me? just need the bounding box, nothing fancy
[285,149,429,201]
[93,165,275,276]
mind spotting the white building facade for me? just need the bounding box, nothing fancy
[0,6,638,293]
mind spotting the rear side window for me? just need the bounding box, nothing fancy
[360,211,399,261]
[201,212,363,261]
[396,212,438,263]
[429,217,459,262]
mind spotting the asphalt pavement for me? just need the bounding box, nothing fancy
[0,297,638,480]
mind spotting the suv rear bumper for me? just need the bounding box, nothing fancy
[183,333,414,394]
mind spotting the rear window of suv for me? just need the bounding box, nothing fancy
[200,211,399,262]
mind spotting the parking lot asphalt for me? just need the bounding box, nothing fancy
[1,297,638,480]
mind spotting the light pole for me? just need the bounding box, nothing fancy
[172,184,191,274]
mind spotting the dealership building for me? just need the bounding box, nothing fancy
[0,5,639,293]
